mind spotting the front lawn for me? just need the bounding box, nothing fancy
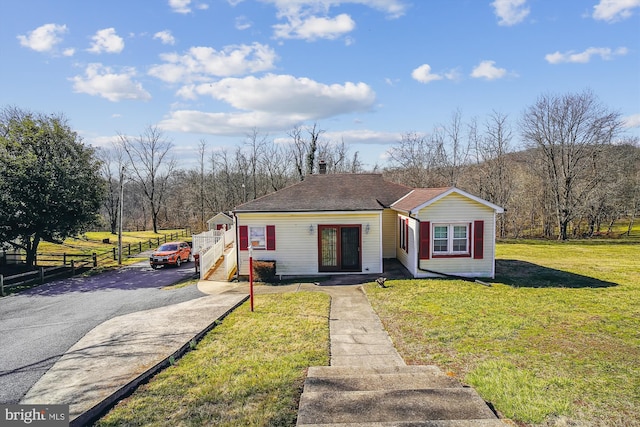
[366,241,640,426]
[96,292,330,426]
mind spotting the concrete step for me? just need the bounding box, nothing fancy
[296,388,498,425]
[297,365,507,426]
[304,366,462,392]
[307,365,450,378]
[297,420,510,427]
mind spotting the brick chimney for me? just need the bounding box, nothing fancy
[319,160,327,174]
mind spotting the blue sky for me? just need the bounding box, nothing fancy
[2,0,639,169]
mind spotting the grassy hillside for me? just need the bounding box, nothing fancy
[367,240,640,426]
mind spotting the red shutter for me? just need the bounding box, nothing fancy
[239,225,248,251]
[473,220,484,259]
[266,225,276,250]
[419,221,430,259]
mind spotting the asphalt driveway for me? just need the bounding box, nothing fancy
[0,260,204,404]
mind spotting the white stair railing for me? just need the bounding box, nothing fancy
[192,226,236,280]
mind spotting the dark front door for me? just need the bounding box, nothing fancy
[319,225,361,272]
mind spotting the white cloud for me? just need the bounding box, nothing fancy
[169,0,192,13]
[62,48,75,57]
[324,129,402,145]
[545,47,629,64]
[623,113,640,128]
[274,13,356,40]
[159,74,376,134]
[17,23,68,53]
[235,16,252,30]
[263,0,408,19]
[148,43,278,83]
[491,0,530,26]
[411,64,443,84]
[169,0,208,13]
[263,0,407,40]
[186,74,375,115]
[153,30,176,45]
[70,63,151,102]
[470,60,507,80]
[593,0,640,22]
[88,28,124,54]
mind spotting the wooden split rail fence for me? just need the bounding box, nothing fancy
[0,228,191,296]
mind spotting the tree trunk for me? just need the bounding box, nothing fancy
[25,234,40,268]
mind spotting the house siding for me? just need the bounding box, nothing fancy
[236,211,382,277]
[395,214,415,274]
[413,193,496,278]
[382,208,397,258]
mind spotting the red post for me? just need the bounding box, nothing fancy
[248,245,254,312]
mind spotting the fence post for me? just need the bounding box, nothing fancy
[71,260,75,276]
[157,237,161,246]
[1,275,4,297]
[39,267,44,284]
[93,253,97,267]
[63,253,67,266]
[112,247,117,261]
[128,243,131,256]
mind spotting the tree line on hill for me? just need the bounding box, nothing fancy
[1,90,639,265]
[101,89,638,241]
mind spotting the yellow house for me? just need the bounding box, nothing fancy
[233,173,503,279]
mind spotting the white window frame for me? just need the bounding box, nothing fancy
[248,226,266,249]
[432,223,469,255]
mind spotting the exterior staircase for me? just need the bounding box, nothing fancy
[297,365,508,426]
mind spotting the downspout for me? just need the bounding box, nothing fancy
[411,214,491,287]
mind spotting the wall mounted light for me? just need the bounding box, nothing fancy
[365,223,370,234]
[309,224,314,235]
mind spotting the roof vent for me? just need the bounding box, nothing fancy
[319,160,327,174]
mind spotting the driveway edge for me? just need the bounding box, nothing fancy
[71,295,249,427]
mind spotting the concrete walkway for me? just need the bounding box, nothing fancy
[20,289,247,426]
[292,282,511,426]
[205,278,510,425]
[326,285,405,367]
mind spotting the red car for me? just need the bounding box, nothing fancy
[150,241,191,269]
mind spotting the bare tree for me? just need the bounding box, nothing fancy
[520,90,622,240]
[262,141,293,191]
[478,111,514,237]
[288,125,306,181]
[433,109,471,186]
[118,126,176,233]
[306,123,323,176]
[97,145,128,234]
[386,131,438,187]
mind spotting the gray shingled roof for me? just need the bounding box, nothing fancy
[234,174,412,212]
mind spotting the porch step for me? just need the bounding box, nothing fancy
[297,366,507,426]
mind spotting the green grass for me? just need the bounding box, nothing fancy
[366,241,640,426]
[96,292,330,427]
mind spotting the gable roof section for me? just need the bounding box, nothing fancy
[391,187,504,214]
[207,212,233,224]
[234,174,412,213]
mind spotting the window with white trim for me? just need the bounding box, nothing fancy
[249,226,266,249]
[432,224,469,255]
